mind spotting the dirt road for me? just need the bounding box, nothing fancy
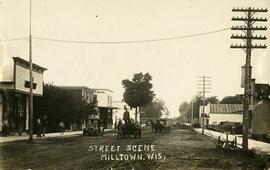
[0,127,267,169]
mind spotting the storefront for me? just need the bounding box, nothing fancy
[94,89,116,129]
[0,57,46,134]
[99,106,114,129]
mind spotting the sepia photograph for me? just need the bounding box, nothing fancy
[0,0,270,169]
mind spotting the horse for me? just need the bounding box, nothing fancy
[150,120,159,133]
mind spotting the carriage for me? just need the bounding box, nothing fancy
[115,122,141,139]
[150,118,171,133]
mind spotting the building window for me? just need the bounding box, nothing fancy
[24,81,37,89]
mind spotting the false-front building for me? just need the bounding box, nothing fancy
[0,57,46,134]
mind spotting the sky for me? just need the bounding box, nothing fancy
[0,0,270,118]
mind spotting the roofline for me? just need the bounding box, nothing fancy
[209,112,243,114]
[255,83,270,86]
[13,57,47,71]
[200,104,243,106]
[205,103,243,113]
[93,88,113,93]
[208,104,243,106]
[57,86,94,91]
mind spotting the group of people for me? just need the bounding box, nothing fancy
[114,107,130,129]
[2,114,49,137]
[37,115,65,136]
[114,106,140,129]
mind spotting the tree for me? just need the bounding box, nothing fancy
[142,98,169,119]
[206,96,219,104]
[122,72,155,122]
[178,96,218,123]
[179,101,189,113]
[178,101,190,122]
[34,84,64,132]
[220,95,242,104]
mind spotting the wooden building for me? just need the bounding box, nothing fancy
[0,57,46,134]
[57,86,96,130]
[199,104,243,126]
[94,89,115,129]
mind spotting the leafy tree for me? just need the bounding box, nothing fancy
[254,84,270,100]
[220,95,242,104]
[122,72,155,122]
[178,96,218,123]
[178,101,191,122]
[179,101,189,113]
[142,98,169,119]
[192,96,204,119]
[206,96,219,104]
[34,84,63,132]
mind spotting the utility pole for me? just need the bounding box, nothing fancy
[197,76,211,134]
[231,7,267,151]
[29,0,33,141]
[191,98,193,123]
[190,95,196,124]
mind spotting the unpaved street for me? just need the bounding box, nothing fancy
[0,127,267,169]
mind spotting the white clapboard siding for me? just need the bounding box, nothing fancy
[15,65,43,95]
[209,113,243,124]
[95,89,113,107]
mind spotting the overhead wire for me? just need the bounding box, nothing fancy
[1,27,230,44]
[1,37,28,42]
[32,27,230,44]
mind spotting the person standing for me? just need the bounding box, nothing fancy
[41,114,48,137]
[18,112,23,136]
[123,106,131,125]
[58,122,65,135]
[2,118,8,137]
[36,117,42,137]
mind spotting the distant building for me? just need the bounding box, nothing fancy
[199,104,243,126]
[94,89,116,129]
[57,86,95,104]
[0,57,47,133]
[57,86,95,130]
[112,101,136,127]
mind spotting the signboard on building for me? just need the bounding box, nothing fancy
[13,57,47,96]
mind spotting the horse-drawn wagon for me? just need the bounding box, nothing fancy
[150,118,171,133]
[115,121,141,139]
